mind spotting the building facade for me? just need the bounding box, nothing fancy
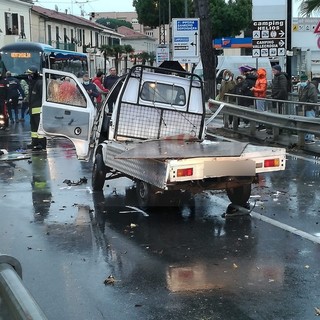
[0,0,32,47]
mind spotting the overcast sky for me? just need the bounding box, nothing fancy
[35,0,135,17]
[35,0,303,18]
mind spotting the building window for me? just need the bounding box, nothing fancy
[95,32,99,47]
[19,16,25,38]
[48,25,52,43]
[5,12,19,35]
[56,26,61,42]
[64,28,70,42]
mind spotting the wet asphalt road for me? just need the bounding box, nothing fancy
[1,118,320,320]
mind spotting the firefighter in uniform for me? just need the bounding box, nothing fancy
[26,67,46,150]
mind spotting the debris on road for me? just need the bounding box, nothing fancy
[63,177,87,186]
[104,275,116,286]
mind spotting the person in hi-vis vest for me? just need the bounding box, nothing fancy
[26,67,46,151]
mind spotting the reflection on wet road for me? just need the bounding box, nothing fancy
[1,123,320,319]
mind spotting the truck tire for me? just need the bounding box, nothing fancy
[92,153,107,191]
[226,184,251,206]
[136,181,156,209]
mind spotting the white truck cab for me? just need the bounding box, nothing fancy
[40,65,286,208]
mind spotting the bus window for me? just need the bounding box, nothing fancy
[0,51,41,77]
[0,42,89,78]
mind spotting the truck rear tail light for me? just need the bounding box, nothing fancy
[177,168,193,177]
[264,158,280,167]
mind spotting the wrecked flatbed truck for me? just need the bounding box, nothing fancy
[39,65,286,207]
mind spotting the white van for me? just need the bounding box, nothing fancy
[194,56,273,86]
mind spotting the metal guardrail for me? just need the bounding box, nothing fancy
[207,96,320,147]
[0,254,48,320]
[225,92,320,116]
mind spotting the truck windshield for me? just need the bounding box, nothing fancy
[141,82,186,106]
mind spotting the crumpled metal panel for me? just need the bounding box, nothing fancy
[105,142,169,189]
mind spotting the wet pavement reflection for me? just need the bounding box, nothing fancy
[1,121,320,319]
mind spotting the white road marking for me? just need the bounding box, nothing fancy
[250,211,320,244]
[211,194,320,244]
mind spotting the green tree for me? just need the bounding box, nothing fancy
[123,44,135,72]
[130,53,139,65]
[139,51,150,64]
[100,44,114,74]
[148,51,156,66]
[298,0,320,16]
[210,0,252,38]
[113,44,125,73]
[133,0,252,99]
[96,18,133,29]
[194,0,216,100]
[133,0,194,27]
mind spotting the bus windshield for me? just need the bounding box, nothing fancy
[0,42,89,78]
[0,50,41,77]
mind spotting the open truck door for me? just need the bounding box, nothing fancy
[39,69,96,161]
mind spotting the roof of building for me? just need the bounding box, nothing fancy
[117,26,155,41]
[31,5,123,37]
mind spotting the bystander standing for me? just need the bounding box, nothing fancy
[82,74,99,104]
[298,74,318,144]
[217,69,236,127]
[271,65,288,114]
[251,68,268,131]
[5,71,24,124]
[92,71,108,110]
[103,67,119,113]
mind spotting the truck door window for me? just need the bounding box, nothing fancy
[46,75,86,107]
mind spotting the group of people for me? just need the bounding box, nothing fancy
[0,71,28,125]
[0,65,120,151]
[218,63,318,143]
[82,67,119,112]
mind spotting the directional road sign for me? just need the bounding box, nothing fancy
[156,45,170,66]
[172,18,200,63]
[252,20,286,57]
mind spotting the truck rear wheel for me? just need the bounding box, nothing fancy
[136,181,156,209]
[226,184,251,206]
[92,153,107,191]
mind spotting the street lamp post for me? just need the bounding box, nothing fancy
[286,0,292,79]
[158,0,165,44]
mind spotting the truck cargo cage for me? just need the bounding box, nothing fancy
[112,65,206,141]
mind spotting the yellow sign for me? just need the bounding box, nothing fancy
[292,24,299,32]
[10,52,31,58]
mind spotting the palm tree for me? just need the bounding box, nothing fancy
[112,44,125,74]
[148,52,156,66]
[298,0,320,16]
[139,51,150,65]
[99,45,114,74]
[129,53,139,65]
[123,45,134,73]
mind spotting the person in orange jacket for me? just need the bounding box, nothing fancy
[251,68,268,131]
[251,68,267,112]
